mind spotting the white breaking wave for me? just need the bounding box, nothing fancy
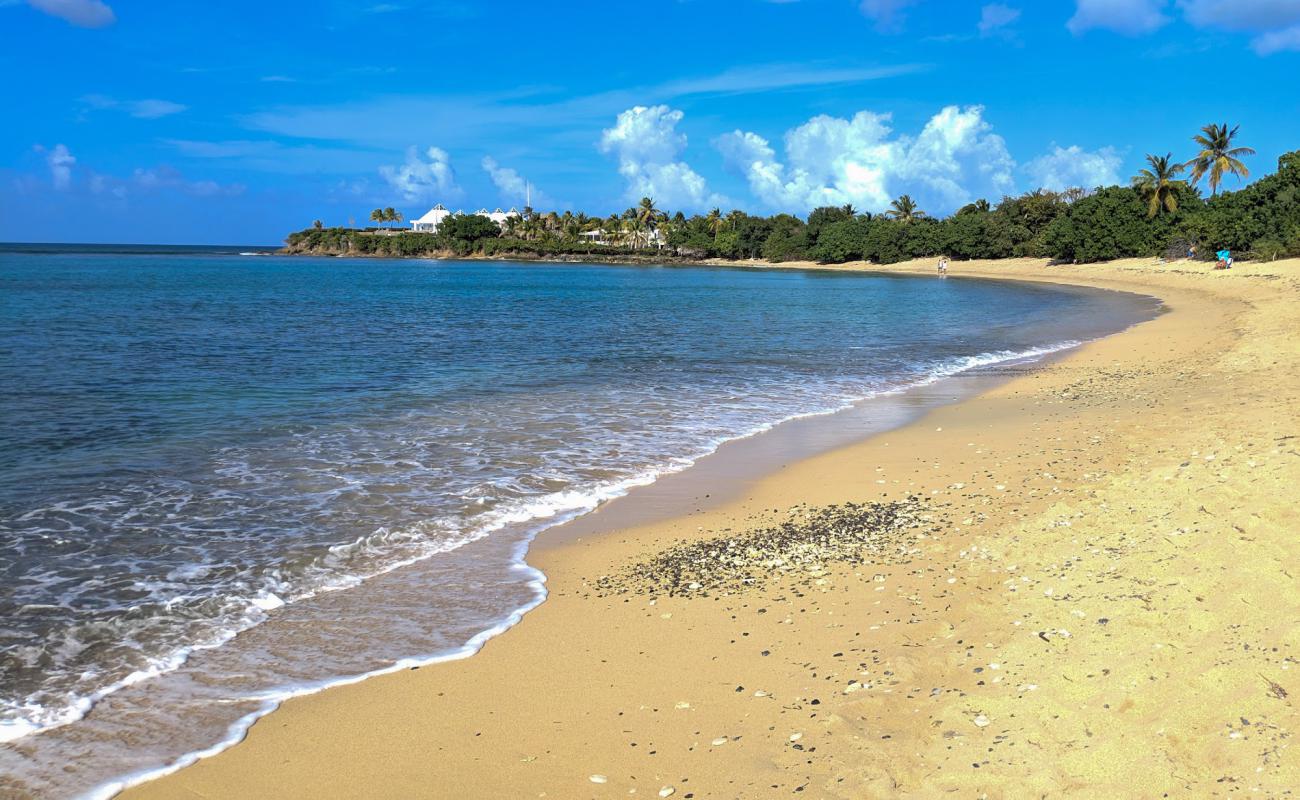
[38,337,1088,800]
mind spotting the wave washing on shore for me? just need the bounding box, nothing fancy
[0,252,1157,798]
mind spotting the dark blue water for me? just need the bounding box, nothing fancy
[0,251,1155,797]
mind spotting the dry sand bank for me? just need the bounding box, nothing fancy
[124,257,1300,799]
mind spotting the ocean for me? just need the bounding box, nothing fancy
[0,247,1158,797]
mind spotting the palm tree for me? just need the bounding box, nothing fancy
[972,198,990,212]
[1131,153,1186,218]
[1186,123,1254,196]
[369,208,384,229]
[705,208,724,238]
[636,197,659,231]
[726,209,745,230]
[886,195,926,223]
[621,217,644,249]
[312,219,323,229]
[657,213,677,245]
[603,215,622,245]
[385,208,402,228]
[841,204,857,217]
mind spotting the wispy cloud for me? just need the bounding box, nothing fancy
[858,0,920,33]
[1178,0,1300,55]
[239,62,925,150]
[978,4,1021,38]
[162,138,387,175]
[21,0,115,28]
[82,94,188,119]
[652,63,925,97]
[127,165,245,197]
[1067,0,1169,36]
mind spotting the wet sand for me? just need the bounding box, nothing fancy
[123,256,1300,798]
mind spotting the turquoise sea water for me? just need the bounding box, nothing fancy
[0,248,1157,796]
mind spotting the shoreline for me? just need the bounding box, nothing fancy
[123,255,1300,798]
[78,332,1098,800]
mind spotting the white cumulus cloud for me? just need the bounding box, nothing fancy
[379,145,462,203]
[1023,144,1122,191]
[599,105,724,210]
[480,156,552,208]
[26,0,115,27]
[42,143,75,189]
[1067,0,1169,35]
[715,105,1014,215]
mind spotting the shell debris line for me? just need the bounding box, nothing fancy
[594,497,939,597]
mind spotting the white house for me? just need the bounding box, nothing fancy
[410,203,451,233]
[410,204,522,233]
[486,207,520,227]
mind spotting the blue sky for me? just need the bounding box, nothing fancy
[2,0,1298,244]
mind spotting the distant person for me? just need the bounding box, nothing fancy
[937,256,949,277]
[1187,244,1197,260]
[1215,248,1233,270]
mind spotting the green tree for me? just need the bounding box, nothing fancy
[312,219,323,229]
[705,208,724,238]
[369,208,384,229]
[886,195,926,223]
[760,214,809,262]
[439,214,501,243]
[805,206,855,247]
[1187,123,1254,196]
[636,197,659,231]
[1131,153,1186,218]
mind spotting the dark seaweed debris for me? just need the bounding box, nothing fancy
[595,497,936,597]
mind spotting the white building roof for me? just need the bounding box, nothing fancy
[412,203,449,224]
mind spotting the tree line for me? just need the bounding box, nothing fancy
[288,126,1299,265]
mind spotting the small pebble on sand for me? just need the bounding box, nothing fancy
[974,715,991,728]
[590,774,608,784]
[658,787,676,798]
[712,737,729,746]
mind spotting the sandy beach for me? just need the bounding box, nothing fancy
[123,256,1300,799]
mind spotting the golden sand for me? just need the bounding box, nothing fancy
[123,257,1300,799]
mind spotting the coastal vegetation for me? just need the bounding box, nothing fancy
[287,133,1300,266]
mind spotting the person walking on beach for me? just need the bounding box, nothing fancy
[937,255,949,277]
